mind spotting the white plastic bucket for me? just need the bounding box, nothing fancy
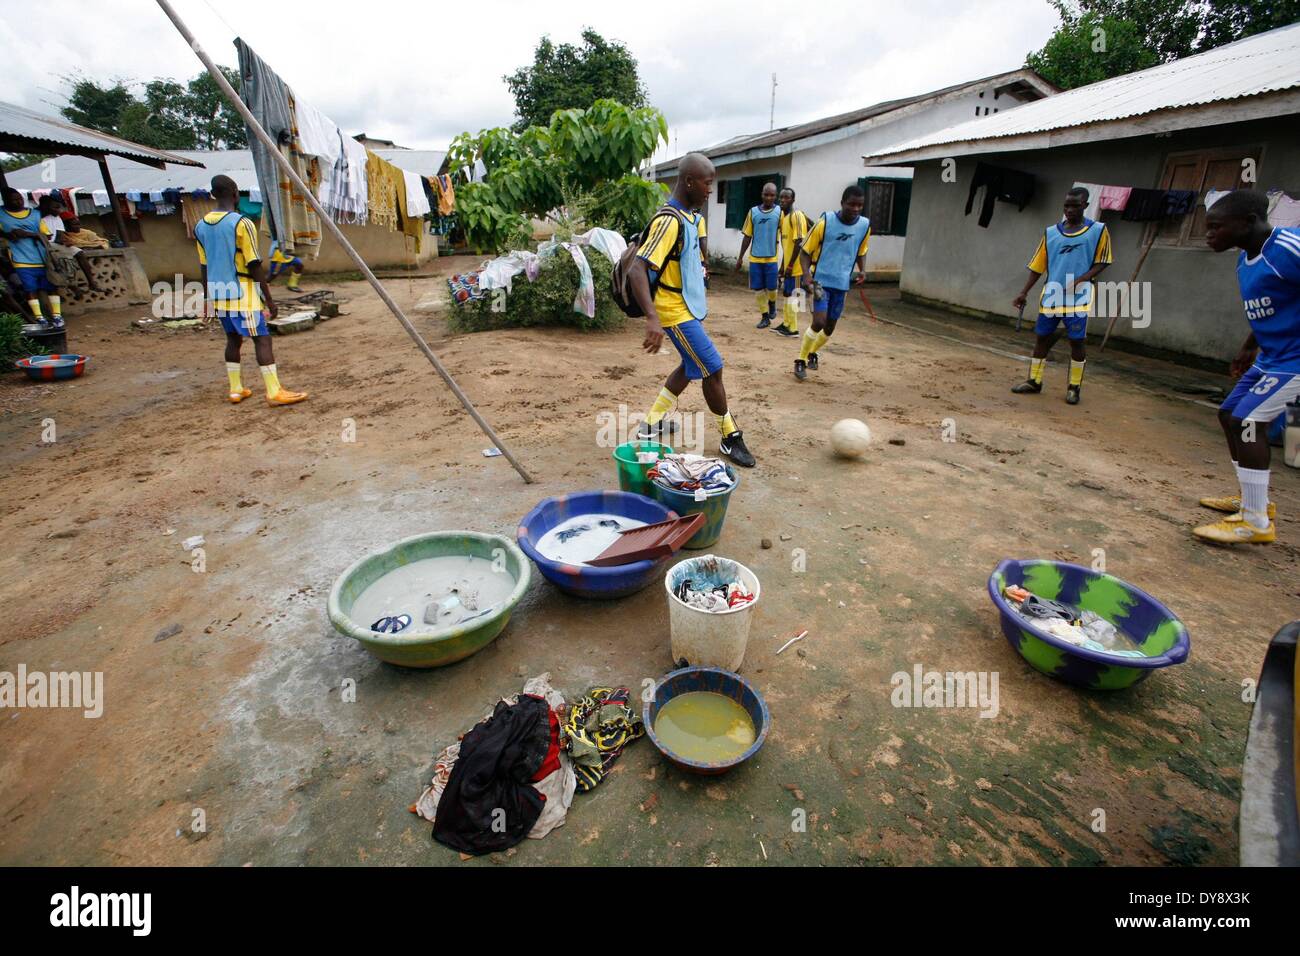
[664,554,761,671]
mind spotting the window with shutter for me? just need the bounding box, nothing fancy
[1148,146,1262,248]
[859,176,912,236]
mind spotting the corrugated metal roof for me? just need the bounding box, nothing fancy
[3,147,447,195]
[656,69,1055,174]
[0,100,203,167]
[864,22,1300,163]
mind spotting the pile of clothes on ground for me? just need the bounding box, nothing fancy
[412,675,644,856]
[647,454,735,496]
[673,576,755,613]
[1002,585,1144,657]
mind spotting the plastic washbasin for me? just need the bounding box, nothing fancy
[643,666,770,775]
[15,353,88,381]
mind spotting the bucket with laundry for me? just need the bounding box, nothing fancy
[612,440,673,497]
[648,454,738,549]
[664,554,760,672]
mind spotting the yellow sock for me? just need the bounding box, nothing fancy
[799,328,818,361]
[49,295,61,319]
[287,272,300,290]
[1069,359,1086,386]
[1029,358,1046,383]
[645,387,676,426]
[716,411,737,436]
[226,362,243,394]
[28,298,42,318]
[755,290,769,315]
[260,363,282,398]
[812,330,829,353]
[767,290,777,313]
[782,298,799,331]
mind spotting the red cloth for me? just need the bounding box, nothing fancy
[531,705,561,782]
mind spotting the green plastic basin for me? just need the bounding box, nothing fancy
[327,531,531,668]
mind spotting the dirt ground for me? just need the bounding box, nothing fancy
[0,258,1294,867]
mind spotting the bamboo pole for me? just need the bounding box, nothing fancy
[153,0,534,483]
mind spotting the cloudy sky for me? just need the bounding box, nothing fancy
[2,0,1061,160]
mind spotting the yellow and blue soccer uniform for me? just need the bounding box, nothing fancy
[637,200,722,380]
[267,240,302,278]
[779,208,810,294]
[1028,219,1112,340]
[802,212,870,322]
[743,204,782,292]
[195,210,267,336]
[1220,227,1300,422]
[0,206,56,294]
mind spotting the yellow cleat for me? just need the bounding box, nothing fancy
[1192,514,1276,544]
[268,388,309,406]
[1198,494,1275,518]
[228,387,253,404]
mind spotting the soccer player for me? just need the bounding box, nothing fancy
[195,175,307,406]
[0,187,61,327]
[1194,189,1300,545]
[629,152,755,468]
[1011,187,1113,405]
[267,239,304,291]
[775,186,809,338]
[735,182,782,328]
[794,184,870,381]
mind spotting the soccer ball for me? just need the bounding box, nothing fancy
[830,418,871,459]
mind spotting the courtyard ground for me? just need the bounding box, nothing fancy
[0,259,1294,866]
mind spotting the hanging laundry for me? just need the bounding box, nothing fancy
[365,149,398,230]
[447,271,484,303]
[181,196,219,239]
[965,162,1036,228]
[276,93,324,258]
[1071,181,1102,219]
[235,39,294,244]
[1164,189,1196,217]
[574,227,627,264]
[292,95,342,165]
[1120,188,1169,221]
[323,130,369,224]
[1097,185,1132,212]
[91,189,110,208]
[1268,189,1300,227]
[436,174,456,215]
[1205,188,1232,213]
[237,196,263,220]
[402,168,432,218]
[564,687,645,793]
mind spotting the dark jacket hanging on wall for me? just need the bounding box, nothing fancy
[965,162,1036,228]
[432,695,552,856]
[1120,188,1169,221]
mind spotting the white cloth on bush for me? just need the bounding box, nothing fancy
[575,227,627,264]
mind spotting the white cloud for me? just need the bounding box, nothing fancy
[0,0,1060,153]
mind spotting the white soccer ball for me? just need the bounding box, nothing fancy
[830,418,872,459]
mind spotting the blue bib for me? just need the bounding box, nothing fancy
[194,212,249,302]
[748,205,780,259]
[814,212,870,290]
[675,206,707,320]
[0,207,46,266]
[1040,220,1104,316]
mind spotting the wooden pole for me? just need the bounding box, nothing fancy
[97,156,131,246]
[152,0,534,483]
[1099,231,1157,353]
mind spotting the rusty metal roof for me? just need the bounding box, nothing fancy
[0,100,204,168]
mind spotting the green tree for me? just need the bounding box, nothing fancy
[1,152,50,172]
[504,29,647,132]
[1026,0,1300,89]
[445,99,667,253]
[58,69,247,150]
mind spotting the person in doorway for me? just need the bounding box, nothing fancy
[794,184,870,380]
[1194,189,1300,544]
[0,187,61,327]
[735,182,782,328]
[195,175,307,406]
[1011,186,1113,405]
[628,152,755,468]
[775,186,809,338]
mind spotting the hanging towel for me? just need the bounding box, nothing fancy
[1164,189,1196,217]
[1204,188,1232,213]
[293,95,342,165]
[436,174,456,215]
[1121,188,1168,221]
[1097,185,1132,212]
[125,190,142,202]
[402,168,431,217]
[365,149,398,230]
[91,189,111,208]
[235,38,294,244]
[1072,181,1103,219]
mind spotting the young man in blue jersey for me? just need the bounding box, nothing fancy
[195,175,307,406]
[629,152,756,468]
[1194,189,1300,544]
[0,187,61,328]
[794,184,870,381]
[1011,187,1113,404]
[735,182,783,329]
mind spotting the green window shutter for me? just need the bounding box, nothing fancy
[724,179,747,229]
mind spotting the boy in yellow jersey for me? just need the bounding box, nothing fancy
[0,187,61,328]
[628,153,755,468]
[195,175,307,406]
[735,182,782,328]
[795,184,870,380]
[775,186,809,337]
[1011,187,1113,404]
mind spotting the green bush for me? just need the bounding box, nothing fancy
[450,248,624,333]
[0,312,45,365]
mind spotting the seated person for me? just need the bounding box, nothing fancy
[39,197,100,291]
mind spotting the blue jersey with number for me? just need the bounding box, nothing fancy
[1237,227,1300,373]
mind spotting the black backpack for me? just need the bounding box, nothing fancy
[611,204,688,318]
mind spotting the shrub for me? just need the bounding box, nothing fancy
[0,312,45,365]
[450,248,624,333]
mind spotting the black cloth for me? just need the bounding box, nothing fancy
[1164,189,1196,217]
[432,694,551,856]
[964,162,1036,228]
[1121,188,1169,221]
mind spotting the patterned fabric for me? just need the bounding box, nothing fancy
[448,271,485,304]
[279,94,323,259]
[365,148,398,231]
[563,686,644,793]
